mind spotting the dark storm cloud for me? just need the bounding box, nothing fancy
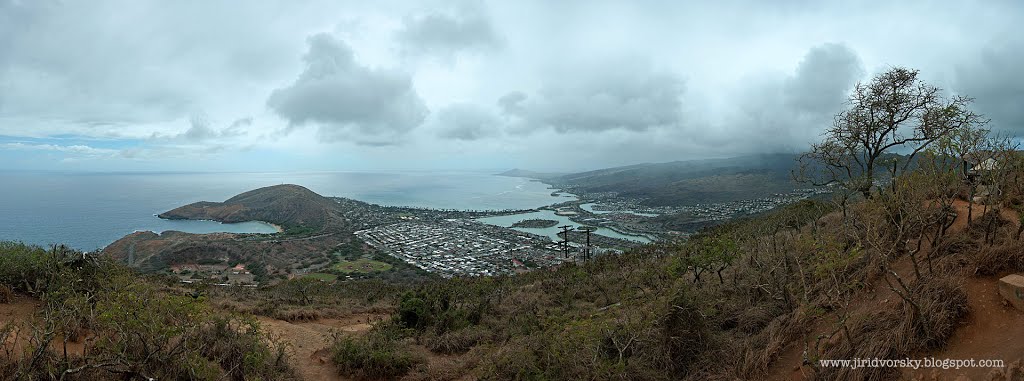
[267,34,428,145]
[729,43,863,150]
[784,43,863,114]
[501,63,686,134]
[954,37,1024,134]
[435,104,500,140]
[396,5,502,58]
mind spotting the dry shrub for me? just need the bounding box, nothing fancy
[198,316,297,380]
[662,290,711,377]
[735,302,785,334]
[402,347,483,381]
[816,276,969,381]
[972,240,1024,276]
[332,324,424,380]
[987,359,1024,381]
[424,326,488,354]
[273,308,323,322]
[732,310,811,380]
[478,337,543,380]
[0,285,12,304]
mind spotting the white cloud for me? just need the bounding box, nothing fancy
[267,33,428,145]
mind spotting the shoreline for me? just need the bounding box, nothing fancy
[155,215,283,233]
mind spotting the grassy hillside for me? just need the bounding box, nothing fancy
[158,184,340,229]
[549,154,802,206]
[0,242,297,380]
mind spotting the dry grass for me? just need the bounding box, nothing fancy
[972,240,1024,276]
[986,359,1024,381]
[815,276,969,381]
[0,285,11,304]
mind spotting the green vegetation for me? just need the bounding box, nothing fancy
[303,272,339,281]
[510,218,560,228]
[0,242,296,380]
[333,258,393,274]
[330,324,424,380]
[282,224,318,236]
[207,276,402,322]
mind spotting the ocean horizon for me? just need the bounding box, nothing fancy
[0,170,574,251]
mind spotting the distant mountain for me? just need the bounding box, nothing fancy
[496,169,565,180]
[158,184,339,228]
[550,154,802,206]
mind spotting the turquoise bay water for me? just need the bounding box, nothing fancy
[0,171,572,251]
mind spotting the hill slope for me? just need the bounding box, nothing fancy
[548,154,802,206]
[158,184,338,228]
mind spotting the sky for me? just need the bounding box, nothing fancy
[0,0,1021,172]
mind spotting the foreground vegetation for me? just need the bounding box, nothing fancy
[0,243,296,380]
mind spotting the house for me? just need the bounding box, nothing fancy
[963,151,1000,185]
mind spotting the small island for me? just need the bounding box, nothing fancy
[510,219,560,228]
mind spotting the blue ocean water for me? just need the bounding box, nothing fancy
[0,171,572,251]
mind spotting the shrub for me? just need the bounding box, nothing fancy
[424,326,488,354]
[331,324,423,380]
[198,315,296,381]
[0,285,12,304]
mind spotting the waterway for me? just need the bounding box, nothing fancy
[475,210,652,243]
[150,219,280,235]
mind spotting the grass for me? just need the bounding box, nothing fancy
[333,258,393,274]
[304,272,338,281]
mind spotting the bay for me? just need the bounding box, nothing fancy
[0,171,572,251]
[476,210,653,243]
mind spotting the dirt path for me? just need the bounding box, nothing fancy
[0,295,42,354]
[766,200,1024,380]
[901,276,1024,380]
[257,314,382,381]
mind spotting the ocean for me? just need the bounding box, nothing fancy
[0,171,573,251]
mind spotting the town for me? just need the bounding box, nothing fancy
[356,220,569,278]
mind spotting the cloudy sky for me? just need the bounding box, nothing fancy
[0,0,1021,172]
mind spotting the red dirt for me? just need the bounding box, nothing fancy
[0,295,41,355]
[903,276,1024,380]
[767,200,1024,380]
[256,313,384,381]
[3,294,387,380]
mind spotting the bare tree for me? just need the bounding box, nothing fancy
[936,124,990,225]
[975,135,1020,244]
[797,67,988,199]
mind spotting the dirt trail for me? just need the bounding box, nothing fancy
[0,295,42,354]
[256,314,382,381]
[6,295,383,381]
[0,295,39,324]
[903,276,1024,380]
[767,200,1024,380]
[903,200,1024,378]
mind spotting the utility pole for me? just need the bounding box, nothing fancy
[577,226,596,261]
[558,225,573,258]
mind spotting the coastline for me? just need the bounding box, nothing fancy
[155,215,284,233]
